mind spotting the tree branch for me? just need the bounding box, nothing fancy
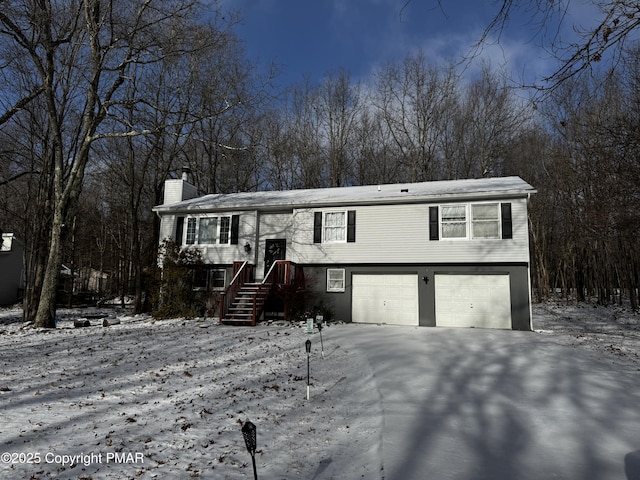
[0,87,44,126]
[0,170,41,187]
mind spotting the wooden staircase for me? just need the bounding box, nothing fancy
[220,260,304,326]
[223,282,271,325]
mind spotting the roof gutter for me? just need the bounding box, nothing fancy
[151,189,536,215]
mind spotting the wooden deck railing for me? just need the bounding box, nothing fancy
[220,261,253,320]
[221,260,304,324]
[262,260,303,287]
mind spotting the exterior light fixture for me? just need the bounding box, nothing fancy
[241,420,258,480]
[244,242,252,253]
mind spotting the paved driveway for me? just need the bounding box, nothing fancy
[338,325,640,480]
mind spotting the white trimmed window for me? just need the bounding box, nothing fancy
[327,268,346,292]
[219,216,231,244]
[323,211,347,243]
[441,205,467,239]
[198,217,218,244]
[184,216,231,245]
[471,203,500,239]
[209,269,226,290]
[314,210,356,244]
[192,268,226,291]
[430,203,513,241]
[185,217,197,245]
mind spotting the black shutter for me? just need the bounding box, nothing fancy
[347,210,356,243]
[429,206,439,241]
[501,203,512,239]
[176,216,184,246]
[230,215,240,244]
[313,212,322,243]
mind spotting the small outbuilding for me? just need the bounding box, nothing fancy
[0,232,24,306]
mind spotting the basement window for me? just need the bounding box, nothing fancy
[327,268,346,292]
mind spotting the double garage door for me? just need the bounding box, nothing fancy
[352,273,512,329]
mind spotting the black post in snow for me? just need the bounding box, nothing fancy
[305,339,312,400]
[316,318,324,358]
[242,420,258,480]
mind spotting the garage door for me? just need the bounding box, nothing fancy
[352,274,418,325]
[435,274,511,329]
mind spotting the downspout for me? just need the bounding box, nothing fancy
[527,191,534,331]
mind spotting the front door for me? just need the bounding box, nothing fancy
[264,239,286,274]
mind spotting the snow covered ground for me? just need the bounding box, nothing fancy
[532,301,640,371]
[0,302,638,480]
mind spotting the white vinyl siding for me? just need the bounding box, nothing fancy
[291,198,530,265]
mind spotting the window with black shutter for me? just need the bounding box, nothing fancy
[347,210,356,243]
[501,203,512,239]
[230,215,240,244]
[429,206,439,241]
[175,216,185,245]
[313,212,323,243]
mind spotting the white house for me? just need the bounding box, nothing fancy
[153,175,536,330]
[0,232,24,306]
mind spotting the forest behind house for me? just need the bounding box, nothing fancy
[1,0,639,325]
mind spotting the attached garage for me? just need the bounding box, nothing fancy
[352,274,419,326]
[434,274,512,329]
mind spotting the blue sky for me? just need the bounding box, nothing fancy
[223,0,598,89]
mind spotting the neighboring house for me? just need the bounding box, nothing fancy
[153,175,536,330]
[75,267,109,295]
[0,232,24,306]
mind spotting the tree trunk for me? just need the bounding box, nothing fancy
[34,207,64,328]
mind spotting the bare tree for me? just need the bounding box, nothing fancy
[258,109,300,190]
[447,65,527,178]
[373,52,458,182]
[287,78,325,188]
[476,1,640,90]
[315,69,362,187]
[535,67,640,306]
[182,25,274,195]
[0,0,218,327]
[351,107,401,185]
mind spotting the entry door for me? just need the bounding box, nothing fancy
[264,239,286,274]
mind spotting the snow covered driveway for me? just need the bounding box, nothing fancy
[340,323,640,480]
[1,304,639,479]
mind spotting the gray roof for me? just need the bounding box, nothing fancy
[153,176,536,213]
